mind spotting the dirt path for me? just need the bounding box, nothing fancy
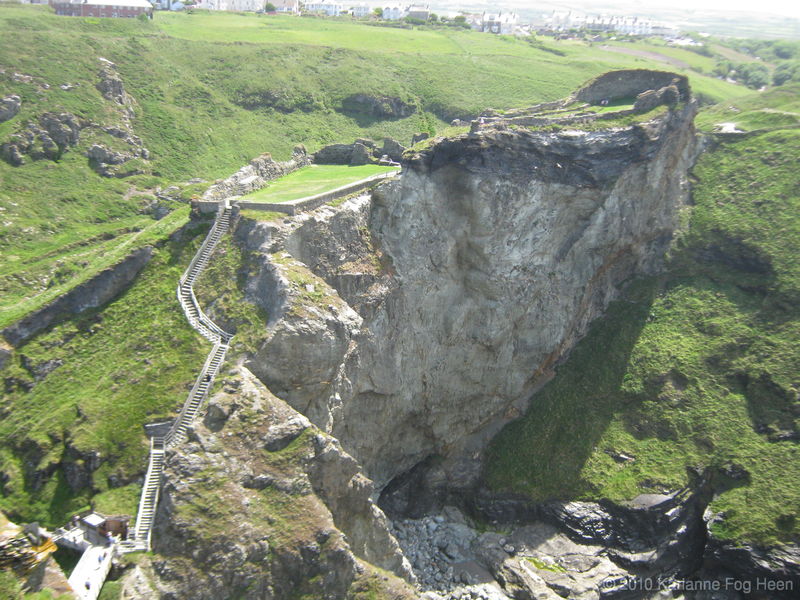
[600,45,691,70]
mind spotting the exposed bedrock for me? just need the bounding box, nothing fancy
[241,102,699,494]
[146,366,415,599]
[328,102,698,489]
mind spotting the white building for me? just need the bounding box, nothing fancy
[406,4,429,20]
[382,3,407,20]
[481,12,518,34]
[305,0,343,16]
[271,0,300,12]
[350,3,370,17]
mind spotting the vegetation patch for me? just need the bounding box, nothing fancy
[486,124,800,546]
[0,225,209,527]
[193,233,268,353]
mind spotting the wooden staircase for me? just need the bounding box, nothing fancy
[123,205,234,552]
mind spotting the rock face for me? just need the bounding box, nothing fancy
[148,366,415,599]
[236,100,698,491]
[340,94,416,119]
[298,101,698,489]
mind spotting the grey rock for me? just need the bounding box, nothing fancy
[262,415,308,451]
[382,137,406,162]
[411,131,430,144]
[340,94,416,119]
[0,94,21,122]
[349,142,373,165]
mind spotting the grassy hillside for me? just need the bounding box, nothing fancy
[486,101,800,545]
[0,219,209,527]
[0,4,759,531]
[0,5,747,332]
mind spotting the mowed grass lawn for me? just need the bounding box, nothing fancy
[241,164,398,203]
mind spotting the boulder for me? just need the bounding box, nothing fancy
[0,95,21,123]
[411,132,429,145]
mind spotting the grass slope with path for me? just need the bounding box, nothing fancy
[485,96,800,546]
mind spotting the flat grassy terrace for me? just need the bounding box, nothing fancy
[240,164,398,203]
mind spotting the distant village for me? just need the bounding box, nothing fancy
[27,0,688,41]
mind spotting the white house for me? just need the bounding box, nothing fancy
[305,0,343,16]
[350,3,370,17]
[270,0,299,12]
[481,12,517,34]
[228,0,263,11]
[382,4,407,20]
[406,4,429,20]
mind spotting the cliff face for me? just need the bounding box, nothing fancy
[245,102,698,490]
[141,366,415,599]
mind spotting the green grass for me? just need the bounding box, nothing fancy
[240,164,397,203]
[695,84,800,131]
[193,234,269,353]
[485,125,800,546]
[0,5,749,329]
[0,224,209,527]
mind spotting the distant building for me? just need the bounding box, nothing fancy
[304,0,343,16]
[381,3,407,20]
[51,0,153,18]
[406,4,429,21]
[350,3,370,17]
[480,11,517,34]
[272,0,300,13]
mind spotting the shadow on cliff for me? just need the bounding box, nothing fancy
[483,277,658,501]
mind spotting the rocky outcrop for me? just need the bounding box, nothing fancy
[2,246,153,347]
[0,94,20,122]
[294,101,699,490]
[1,112,83,165]
[340,94,416,119]
[1,59,149,171]
[148,366,415,599]
[633,84,680,113]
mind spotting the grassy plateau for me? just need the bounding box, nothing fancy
[240,163,398,203]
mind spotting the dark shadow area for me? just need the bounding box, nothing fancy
[483,278,657,501]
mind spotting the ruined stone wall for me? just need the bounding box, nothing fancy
[573,69,690,104]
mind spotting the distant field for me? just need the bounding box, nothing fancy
[241,164,398,203]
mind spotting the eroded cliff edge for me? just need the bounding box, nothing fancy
[246,100,699,493]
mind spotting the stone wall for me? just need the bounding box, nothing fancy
[573,69,690,104]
